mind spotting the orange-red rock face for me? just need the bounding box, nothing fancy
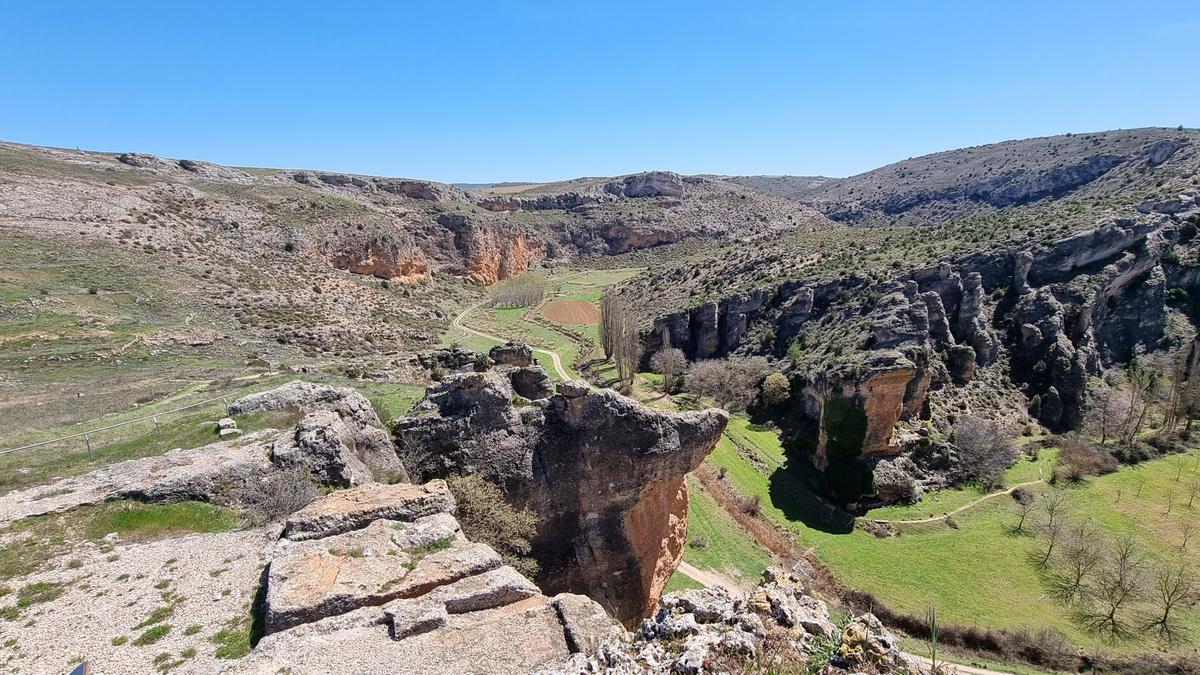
[859,366,917,456]
[465,233,543,284]
[330,242,430,283]
[623,476,689,621]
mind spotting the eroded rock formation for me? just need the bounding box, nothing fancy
[549,567,918,674]
[394,372,728,625]
[643,215,1187,504]
[235,481,622,674]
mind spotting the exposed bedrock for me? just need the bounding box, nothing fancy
[394,372,728,626]
[644,215,1184,499]
[237,481,622,674]
[230,380,407,482]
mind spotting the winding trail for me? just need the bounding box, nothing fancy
[870,477,1045,525]
[449,303,571,380]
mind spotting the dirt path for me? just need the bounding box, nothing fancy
[450,303,571,380]
[870,477,1045,525]
[906,653,1016,675]
[676,561,741,594]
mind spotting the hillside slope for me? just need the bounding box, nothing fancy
[801,127,1199,227]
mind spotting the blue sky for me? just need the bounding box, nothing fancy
[2,1,1196,182]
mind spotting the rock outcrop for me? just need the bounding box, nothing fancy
[236,482,622,675]
[549,567,918,674]
[329,238,431,282]
[395,373,728,626]
[230,380,407,482]
[643,215,1183,504]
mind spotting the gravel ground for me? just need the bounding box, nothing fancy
[0,527,275,673]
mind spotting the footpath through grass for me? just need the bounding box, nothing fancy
[702,419,1200,653]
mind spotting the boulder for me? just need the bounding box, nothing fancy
[508,364,554,400]
[488,342,534,367]
[281,480,455,541]
[230,380,406,482]
[270,411,373,487]
[235,483,619,675]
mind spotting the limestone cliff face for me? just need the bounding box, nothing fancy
[645,215,1188,504]
[394,373,728,626]
[328,239,431,282]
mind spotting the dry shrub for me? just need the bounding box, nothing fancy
[1053,434,1117,483]
[447,473,539,577]
[242,468,318,524]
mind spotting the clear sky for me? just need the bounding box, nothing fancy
[3,1,1196,183]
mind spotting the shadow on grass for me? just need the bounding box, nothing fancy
[766,462,856,534]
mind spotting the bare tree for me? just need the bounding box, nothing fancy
[1081,535,1146,639]
[1012,487,1036,534]
[490,273,545,308]
[1086,384,1126,446]
[1054,522,1102,603]
[650,347,687,394]
[598,290,618,361]
[952,416,1018,489]
[685,356,771,410]
[1054,435,1117,483]
[1181,520,1196,551]
[609,301,641,391]
[1120,360,1159,446]
[1142,564,1197,643]
[1038,490,1070,566]
[1188,480,1199,509]
[1161,341,1200,434]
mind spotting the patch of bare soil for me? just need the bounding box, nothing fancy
[542,300,600,325]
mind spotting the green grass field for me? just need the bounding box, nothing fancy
[703,421,1200,653]
[683,476,774,585]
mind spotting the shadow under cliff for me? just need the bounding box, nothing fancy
[765,459,857,535]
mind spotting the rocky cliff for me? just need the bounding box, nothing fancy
[394,372,728,626]
[643,208,1200,503]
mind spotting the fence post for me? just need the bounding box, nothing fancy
[153,416,161,436]
[85,434,93,462]
[222,397,229,416]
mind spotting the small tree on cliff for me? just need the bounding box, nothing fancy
[447,473,539,577]
[761,372,791,407]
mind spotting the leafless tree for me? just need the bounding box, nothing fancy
[1012,487,1036,534]
[952,416,1018,489]
[1081,536,1146,639]
[1054,522,1102,603]
[1054,435,1117,483]
[1119,360,1159,446]
[652,336,691,393]
[1181,520,1196,551]
[1038,490,1070,566]
[608,300,641,391]
[1161,341,1200,434]
[1086,384,1126,446]
[685,356,771,410]
[1141,564,1196,643]
[598,290,618,361]
[490,273,545,308]
[1189,481,1199,509]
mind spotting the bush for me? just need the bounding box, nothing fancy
[952,416,1017,489]
[760,372,791,407]
[1053,435,1117,483]
[447,474,539,578]
[241,469,318,524]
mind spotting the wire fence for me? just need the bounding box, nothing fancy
[0,393,236,460]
